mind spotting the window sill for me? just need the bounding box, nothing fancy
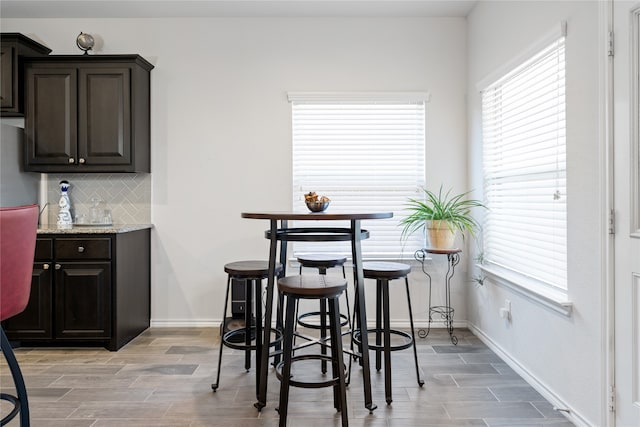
[479,264,573,317]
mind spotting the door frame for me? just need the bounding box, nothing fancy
[604,1,640,426]
[603,0,615,426]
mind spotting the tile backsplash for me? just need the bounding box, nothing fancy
[45,174,151,225]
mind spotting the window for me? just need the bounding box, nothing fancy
[481,36,567,291]
[289,92,428,259]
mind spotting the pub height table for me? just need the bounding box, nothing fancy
[241,211,393,413]
[414,247,462,345]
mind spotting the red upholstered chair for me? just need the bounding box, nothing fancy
[1,204,38,426]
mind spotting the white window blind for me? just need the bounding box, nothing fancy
[481,36,567,290]
[289,93,427,259]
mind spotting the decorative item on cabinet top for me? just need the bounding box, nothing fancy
[23,54,154,173]
[76,32,95,55]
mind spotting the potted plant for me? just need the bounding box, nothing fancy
[400,186,486,250]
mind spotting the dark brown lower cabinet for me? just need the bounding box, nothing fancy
[2,228,150,351]
[55,261,112,340]
[3,259,53,340]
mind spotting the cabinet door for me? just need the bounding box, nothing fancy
[78,67,131,166]
[2,262,53,339]
[54,262,111,339]
[25,66,78,166]
[0,45,15,109]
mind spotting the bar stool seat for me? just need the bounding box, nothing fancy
[296,254,349,329]
[297,254,347,272]
[212,260,283,393]
[276,274,349,427]
[353,261,424,405]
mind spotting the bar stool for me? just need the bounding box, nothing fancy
[354,261,424,405]
[296,254,349,374]
[276,275,349,427]
[212,260,283,393]
[0,204,38,426]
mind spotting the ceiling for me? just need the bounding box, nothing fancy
[0,0,478,19]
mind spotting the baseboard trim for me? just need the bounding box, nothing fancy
[150,319,219,328]
[150,319,468,329]
[468,323,592,427]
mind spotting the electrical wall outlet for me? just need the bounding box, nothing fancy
[499,299,511,321]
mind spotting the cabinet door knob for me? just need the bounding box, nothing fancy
[68,158,75,164]
[77,246,85,253]
[43,263,50,270]
[55,264,61,270]
[79,158,85,164]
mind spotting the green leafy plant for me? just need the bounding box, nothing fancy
[400,186,486,241]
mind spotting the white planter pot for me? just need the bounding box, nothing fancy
[427,220,457,249]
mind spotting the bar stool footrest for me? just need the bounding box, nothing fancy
[297,311,349,329]
[352,328,414,352]
[0,393,21,425]
[222,327,283,351]
[275,354,347,389]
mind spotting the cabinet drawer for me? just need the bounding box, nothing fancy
[35,238,53,260]
[55,238,111,260]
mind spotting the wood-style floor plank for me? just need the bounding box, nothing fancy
[0,328,574,426]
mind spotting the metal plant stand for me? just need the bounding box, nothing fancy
[415,247,462,345]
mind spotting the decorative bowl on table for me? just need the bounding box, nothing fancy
[304,191,331,212]
[306,200,330,212]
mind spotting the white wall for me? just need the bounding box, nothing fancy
[0,17,470,326]
[467,2,604,426]
[3,4,609,424]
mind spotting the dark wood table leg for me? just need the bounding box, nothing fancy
[255,219,279,410]
[254,277,263,399]
[351,219,377,413]
[274,220,288,367]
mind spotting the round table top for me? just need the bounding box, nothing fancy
[241,211,393,221]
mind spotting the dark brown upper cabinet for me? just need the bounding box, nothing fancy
[24,55,153,173]
[0,33,51,117]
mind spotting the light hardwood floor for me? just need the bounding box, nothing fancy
[0,327,574,426]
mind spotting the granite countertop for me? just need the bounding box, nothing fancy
[37,224,153,234]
